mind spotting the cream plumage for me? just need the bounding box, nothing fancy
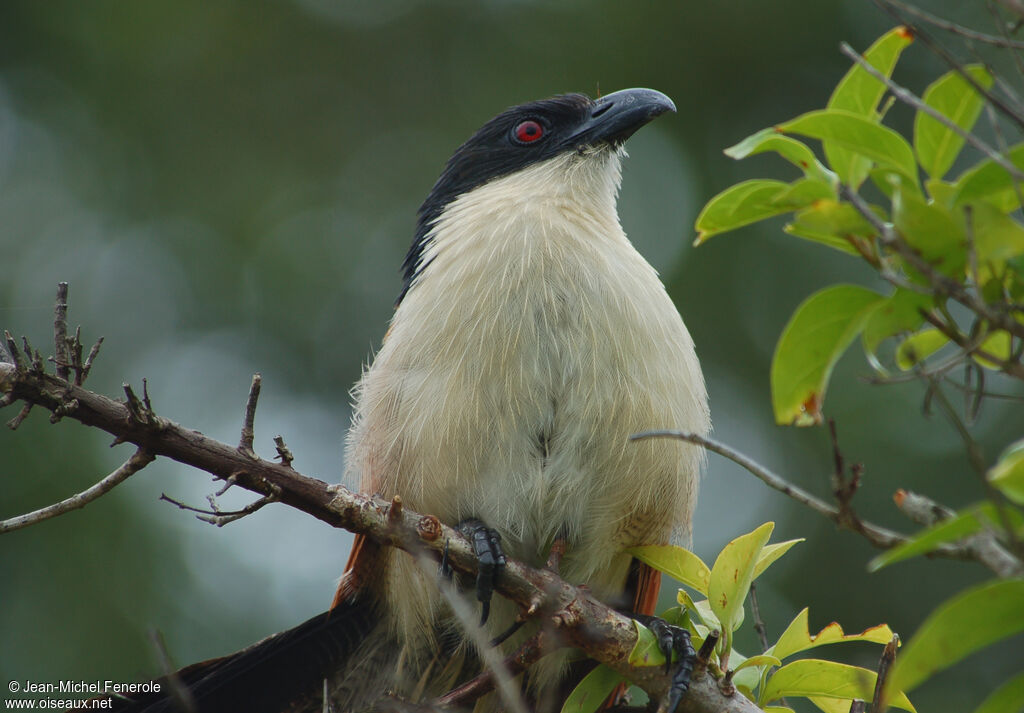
[344,95,709,709]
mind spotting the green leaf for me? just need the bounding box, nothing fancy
[780,110,919,186]
[626,545,711,595]
[709,522,774,658]
[694,179,792,243]
[783,199,876,256]
[734,654,783,673]
[952,143,1024,212]
[764,659,915,711]
[895,328,949,370]
[970,671,1024,713]
[712,524,774,651]
[765,708,796,713]
[915,65,993,179]
[988,438,1024,505]
[926,178,958,206]
[892,185,966,276]
[753,539,804,579]
[969,201,1024,278]
[771,285,884,425]
[830,28,914,116]
[675,589,722,633]
[867,503,1002,571]
[560,664,625,713]
[770,608,896,661]
[973,330,1011,369]
[629,620,666,668]
[771,178,836,210]
[861,288,932,359]
[725,129,837,185]
[826,27,914,188]
[886,579,1024,699]
[808,698,865,713]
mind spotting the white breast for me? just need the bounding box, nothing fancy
[347,150,708,593]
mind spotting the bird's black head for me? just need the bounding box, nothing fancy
[399,88,676,304]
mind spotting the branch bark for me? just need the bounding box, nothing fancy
[0,361,762,713]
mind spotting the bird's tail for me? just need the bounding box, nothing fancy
[109,595,380,713]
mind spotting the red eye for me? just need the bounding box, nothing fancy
[514,120,544,143]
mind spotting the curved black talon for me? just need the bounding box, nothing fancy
[458,518,507,626]
[635,615,696,713]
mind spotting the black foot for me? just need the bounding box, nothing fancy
[458,518,507,626]
[635,615,695,713]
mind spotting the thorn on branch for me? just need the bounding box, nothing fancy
[49,397,80,424]
[7,403,32,430]
[388,495,404,525]
[239,373,261,458]
[273,435,294,468]
[81,336,104,385]
[3,331,20,369]
[123,383,154,425]
[871,634,900,712]
[214,473,239,497]
[696,630,719,669]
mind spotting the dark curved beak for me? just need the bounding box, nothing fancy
[571,88,676,146]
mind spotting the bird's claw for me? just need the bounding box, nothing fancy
[457,518,506,626]
[636,615,695,713]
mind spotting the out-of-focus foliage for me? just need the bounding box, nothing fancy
[2,2,1022,712]
[696,22,1024,711]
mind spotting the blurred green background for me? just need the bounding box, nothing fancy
[1,1,1021,710]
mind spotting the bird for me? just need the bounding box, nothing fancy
[111,88,709,713]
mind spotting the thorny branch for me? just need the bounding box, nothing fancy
[0,291,760,713]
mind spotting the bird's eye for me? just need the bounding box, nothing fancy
[513,120,544,144]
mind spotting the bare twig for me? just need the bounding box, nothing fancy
[0,448,155,533]
[53,282,69,382]
[881,0,1024,48]
[239,373,261,457]
[838,42,1024,182]
[630,430,973,561]
[160,487,280,527]
[873,0,1024,127]
[748,583,770,654]
[81,336,104,385]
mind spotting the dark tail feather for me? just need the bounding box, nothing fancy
[111,597,377,713]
